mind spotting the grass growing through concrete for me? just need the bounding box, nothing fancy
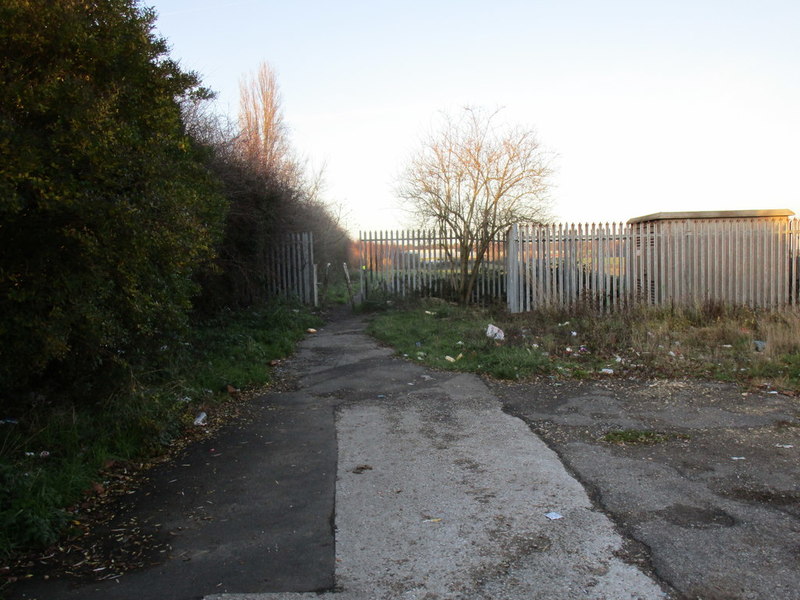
[601,430,690,445]
[0,303,320,559]
[367,299,800,392]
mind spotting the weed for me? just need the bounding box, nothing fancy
[601,430,688,445]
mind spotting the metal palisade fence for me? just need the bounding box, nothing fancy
[359,229,505,303]
[360,218,800,312]
[507,218,800,312]
[266,232,317,306]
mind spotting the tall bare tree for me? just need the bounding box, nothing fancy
[398,107,553,304]
[238,62,295,182]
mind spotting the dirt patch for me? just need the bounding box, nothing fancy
[489,376,800,600]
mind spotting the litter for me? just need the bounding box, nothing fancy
[377,394,386,399]
[194,412,207,426]
[306,328,317,334]
[486,324,505,341]
[545,512,563,520]
[423,518,442,523]
[424,310,436,315]
[600,368,614,375]
[731,456,746,460]
[753,340,767,352]
[0,418,19,425]
[571,331,577,337]
[445,355,456,362]
[776,444,794,449]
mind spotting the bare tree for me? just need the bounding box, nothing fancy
[238,61,295,182]
[398,107,553,304]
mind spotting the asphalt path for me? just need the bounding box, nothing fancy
[13,313,672,600]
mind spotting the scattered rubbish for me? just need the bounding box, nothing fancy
[0,418,19,425]
[24,451,50,458]
[306,328,318,334]
[269,359,281,366]
[668,351,676,357]
[177,396,191,403]
[579,345,589,354]
[377,394,386,399]
[754,340,767,352]
[600,368,614,375]
[226,384,240,395]
[731,456,746,460]
[352,464,373,474]
[614,355,623,363]
[570,331,577,337]
[558,321,570,327]
[415,341,422,347]
[545,512,563,520]
[456,341,464,346]
[194,412,207,426]
[486,324,505,341]
[424,310,436,315]
[776,444,794,449]
[421,375,434,381]
[445,355,456,362]
[720,344,733,348]
[768,391,779,395]
[423,518,442,523]
[565,346,573,354]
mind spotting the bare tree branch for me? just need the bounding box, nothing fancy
[397,107,553,303]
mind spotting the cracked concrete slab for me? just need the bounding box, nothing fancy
[207,316,668,600]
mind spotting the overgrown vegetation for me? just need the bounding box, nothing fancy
[367,299,800,392]
[1,1,348,561]
[0,304,320,558]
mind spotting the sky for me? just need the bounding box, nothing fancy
[147,0,800,235]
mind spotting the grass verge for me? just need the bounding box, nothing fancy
[0,302,320,561]
[366,298,800,391]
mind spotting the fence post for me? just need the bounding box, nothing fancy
[507,224,520,313]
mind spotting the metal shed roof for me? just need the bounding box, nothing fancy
[627,209,795,225]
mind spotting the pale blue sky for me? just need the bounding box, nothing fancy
[148,0,800,234]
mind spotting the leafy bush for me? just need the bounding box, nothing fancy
[0,0,226,405]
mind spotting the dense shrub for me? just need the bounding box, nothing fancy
[0,0,226,405]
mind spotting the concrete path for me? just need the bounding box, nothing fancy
[207,314,669,600]
[12,313,671,600]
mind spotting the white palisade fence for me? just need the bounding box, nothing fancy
[358,218,800,313]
